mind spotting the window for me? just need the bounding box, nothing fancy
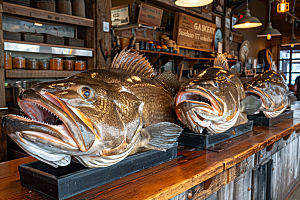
[279,46,300,85]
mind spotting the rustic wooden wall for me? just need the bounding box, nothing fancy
[171,131,300,200]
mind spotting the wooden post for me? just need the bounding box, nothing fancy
[95,0,112,68]
[0,0,6,162]
[0,1,5,107]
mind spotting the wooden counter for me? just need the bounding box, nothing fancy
[1,105,300,199]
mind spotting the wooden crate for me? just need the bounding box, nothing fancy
[21,32,44,43]
[44,34,65,45]
[3,31,21,41]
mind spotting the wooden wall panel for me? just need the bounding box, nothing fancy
[96,0,112,68]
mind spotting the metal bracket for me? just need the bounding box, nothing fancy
[143,30,147,38]
[153,31,156,40]
[132,28,136,36]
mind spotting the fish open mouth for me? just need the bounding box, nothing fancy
[19,100,64,125]
[179,92,212,106]
[245,90,268,109]
[3,89,97,153]
[175,87,223,116]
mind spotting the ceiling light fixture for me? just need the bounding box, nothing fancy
[257,0,281,40]
[34,23,43,26]
[175,0,213,7]
[233,0,262,28]
[281,0,300,47]
[277,0,289,13]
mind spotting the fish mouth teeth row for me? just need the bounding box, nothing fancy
[22,100,61,125]
[15,114,52,125]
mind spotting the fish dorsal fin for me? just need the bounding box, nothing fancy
[269,61,287,81]
[213,54,229,70]
[269,61,277,71]
[110,48,156,78]
[153,71,181,96]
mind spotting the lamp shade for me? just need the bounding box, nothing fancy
[233,9,262,28]
[175,0,213,7]
[281,34,300,46]
[257,23,281,37]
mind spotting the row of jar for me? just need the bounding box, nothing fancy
[4,52,86,71]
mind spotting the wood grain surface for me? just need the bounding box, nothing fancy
[3,2,94,27]
[0,105,300,199]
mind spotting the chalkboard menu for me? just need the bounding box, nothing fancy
[173,13,216,52]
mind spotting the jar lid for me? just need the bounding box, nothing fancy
[12,57,25,59]
[38,59,49,61]
[75,60,86,62]
[51,57,63,60]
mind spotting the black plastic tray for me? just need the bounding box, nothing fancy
[19,143,177,200]
[247,110,293,126]
[178,121,253,149]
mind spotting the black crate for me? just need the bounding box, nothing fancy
[247,110,293,126]
[19,143,177,200]
[178,121,253,149]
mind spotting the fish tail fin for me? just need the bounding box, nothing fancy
[213,54,229,70]
[142,122,182,151]
[153,71,181,96]
[110,48,156,78]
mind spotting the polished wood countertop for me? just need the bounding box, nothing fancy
[1,105,300,200]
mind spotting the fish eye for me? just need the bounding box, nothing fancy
[81,87,91,98]
[213,81,218,87]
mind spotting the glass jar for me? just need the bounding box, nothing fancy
[63,60,75,70]
[4,51,12,70]
[12,57,26,69]
[50,58,63,70]
[26,58,39,70]
[75,60,86,71]
[38,59,50,70]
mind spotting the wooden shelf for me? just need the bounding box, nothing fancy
[134,50,186,57]
[3,2,94,27]
[6,70,82,78]
[4,40,94,51]
[4,40,94,57]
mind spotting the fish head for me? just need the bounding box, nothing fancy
[175,67,244,133]
[244,71,288,111]
[2,69,144,166]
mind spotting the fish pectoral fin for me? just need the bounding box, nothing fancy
[240,95,262,115]
[141,122,183,151]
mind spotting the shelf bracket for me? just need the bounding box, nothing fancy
[159,55,172,66]
[188,59,199,68]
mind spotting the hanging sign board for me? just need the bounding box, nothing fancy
[111,4,130,26]
[138,3,163,28]
[173,12,216,52]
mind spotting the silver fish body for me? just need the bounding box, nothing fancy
[244,63,295,118]
[175,55,254,134]
[2,50,182,168]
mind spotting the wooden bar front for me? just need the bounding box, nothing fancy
[1,104,300,199]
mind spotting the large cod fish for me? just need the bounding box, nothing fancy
[2,49,182,168]
[244,62,295,118]
[175,55,262,134]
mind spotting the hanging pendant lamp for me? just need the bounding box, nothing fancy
[175,0,213,7]
[281,0,300,47]
[257,0,281,40]
[233,0,262,28]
